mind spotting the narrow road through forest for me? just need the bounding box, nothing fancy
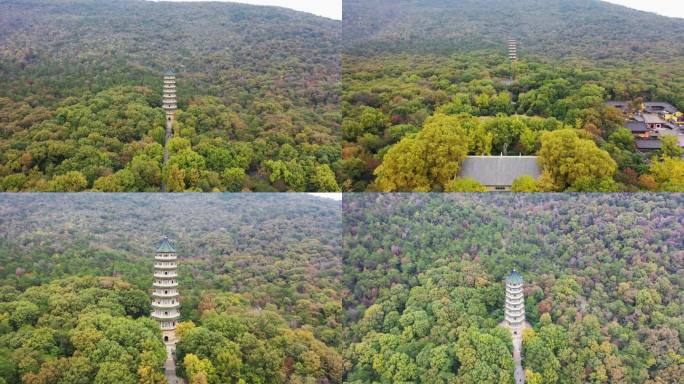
[164,344,184,384]
[161,120,172,192]
[512,331,525,384]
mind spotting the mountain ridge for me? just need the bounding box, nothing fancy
[343,0,684,60]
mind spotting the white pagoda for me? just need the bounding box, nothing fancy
[508,39,518,61]
[504,269,525,329]
[151,236,180,344]
[163,70,177,128]
[503,269,529,384]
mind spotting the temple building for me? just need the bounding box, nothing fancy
[457,155,542,191]
[151,236,180,344]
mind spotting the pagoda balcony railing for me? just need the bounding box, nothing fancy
[154,262,177,269]
[154,278,177,283]
[153,281,178,288]
[155,253,176,259]
[155,257,177,263]
[505,316,524,323]
[505,303,524,311]
[152,301,179,308]
[152,290,179,297]
[154,272,178,278]
[152,311,180,320]
[505,309,524,317]
[505,289,523,296]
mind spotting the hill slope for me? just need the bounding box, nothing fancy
[344,0,684,60]
[0,193,342,344]
[0,0,341,192]
[342,194,684,383]
[339,0,684,192]
[0,193,345,383]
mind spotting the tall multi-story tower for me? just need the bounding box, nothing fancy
[505,269,525,329]
[161,71,177,192]
[504,269,527,384]
[163,70,177,129]
[151,236,180,344]
[508,39,518,61]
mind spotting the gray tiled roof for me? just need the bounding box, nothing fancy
[643,114,667,124]
[626,121,648,133]
[644,102,677,114]
[606,101,628,110]
[606,101,678,114]
[635,139,662,150]
[458,156,541,186]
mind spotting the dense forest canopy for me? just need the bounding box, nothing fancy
[340,0,684,192]
[342,194,683,383]
[0,276,167,384]
[0,194,343,383]
[0,0,341,192]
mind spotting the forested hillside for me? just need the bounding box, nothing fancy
[0,0,341,192]
[341,0,684,191]
[344,0,684,59]
[0,194,343,383]
[342,194,684,383]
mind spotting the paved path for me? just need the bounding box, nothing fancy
[161,119,172,192]
[164,343,184,384]
[512,330,525,384]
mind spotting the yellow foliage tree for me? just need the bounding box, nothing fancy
[375,114,468,191]
[650,157,684,192]
[538,129,617,191]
